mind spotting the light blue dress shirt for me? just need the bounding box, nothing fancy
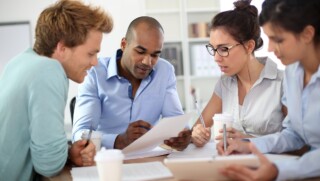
[251,62,320,180]
[0,48,68,180]
[72,50,184,148]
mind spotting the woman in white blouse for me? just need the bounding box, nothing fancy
[191,0,286,147]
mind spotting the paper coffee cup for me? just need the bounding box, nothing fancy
[212,113,233,138]
[81,130,102,151]
[94,148,124,181]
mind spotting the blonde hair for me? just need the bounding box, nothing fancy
[33,0,113,56]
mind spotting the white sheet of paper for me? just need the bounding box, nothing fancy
[124,146,172,160]
[167,140,217,159]
[122,113,194,155]
[71,161,173,181]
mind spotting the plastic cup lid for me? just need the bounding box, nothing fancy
[94,148,124,162]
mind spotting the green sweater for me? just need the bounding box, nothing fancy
[0,48,68,180]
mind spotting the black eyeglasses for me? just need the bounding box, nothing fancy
[205,43,241,57]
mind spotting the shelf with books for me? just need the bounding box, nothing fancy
[161,43,183,76]
[144,0,220,112]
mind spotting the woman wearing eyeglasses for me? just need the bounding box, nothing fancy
[191,0,286,147]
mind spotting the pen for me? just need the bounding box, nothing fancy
[223,123,227,151]
[241,125,248,135]
[85,125,93,147]
[195,100,206,127]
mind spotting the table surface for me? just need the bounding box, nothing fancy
[43,155,179,181]
[43,154,320,181]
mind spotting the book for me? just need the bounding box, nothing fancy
[161,43,183,76]
[188,22,210,38]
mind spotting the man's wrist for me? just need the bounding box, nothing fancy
[66,143,74,166]
[114,134,126,149]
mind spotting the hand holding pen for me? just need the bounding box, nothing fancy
[84,124,93,147]
[191,123,211,147]
[191,102,211,147]
[195,100,206,128]
[216,136,251,155]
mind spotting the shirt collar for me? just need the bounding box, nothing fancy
[292,61,320,77]
[295,62,320,83]
[258,57,278,80]
[106,49,155,80]
[106,49,123,80]
[230,57,278,82]
[316,65,320,78]
[312,64,320,79]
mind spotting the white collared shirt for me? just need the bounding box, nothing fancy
[215,57,285,136]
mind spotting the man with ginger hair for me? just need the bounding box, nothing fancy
[0,0,113,180]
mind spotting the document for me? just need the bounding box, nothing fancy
[71,161,173,181]
[124,146,172,160]
[167,140,217,159]
[122,113,194,155]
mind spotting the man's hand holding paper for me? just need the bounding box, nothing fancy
[122,113,194,155]
[164,128,192,151]
[114,120,152,149]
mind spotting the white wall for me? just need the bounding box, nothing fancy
[0,22,32,73]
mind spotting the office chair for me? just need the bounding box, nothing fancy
[70,96,76,125]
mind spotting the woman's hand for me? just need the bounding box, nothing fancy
[219,143,278,181]
[215,127,251,140]
[191,123,211,147]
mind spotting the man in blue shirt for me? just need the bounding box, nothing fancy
[72,16,191,150]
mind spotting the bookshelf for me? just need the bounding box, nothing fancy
[144,0,221,112]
